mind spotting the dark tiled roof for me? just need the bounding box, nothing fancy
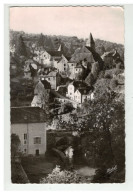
[47,50,62,57]
[71,81,89,90]
[75,63,83,68]
[78,86,93,95]
[11,107,47,124]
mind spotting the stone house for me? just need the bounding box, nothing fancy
[57,55,69,73]
[40,71,61,90]
[11,107,47,156]
[31,80,45,108]
[33,50,51,66]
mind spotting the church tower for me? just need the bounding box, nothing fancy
[86,33,95,50]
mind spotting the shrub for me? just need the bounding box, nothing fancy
[104,72,112,79]
[110,79,118,90]
[40,165,87,183]
[98,71,105,79]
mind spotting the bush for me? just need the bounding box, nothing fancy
[40,165,87,183]
[110,79,118,90]
[98,71,105,79]
[104,72,112,79]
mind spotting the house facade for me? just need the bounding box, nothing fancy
[40,71,61,90]
[33,50,52,66]
[57,55,68,73]
[66,81,94,104]
[11,107,47,156]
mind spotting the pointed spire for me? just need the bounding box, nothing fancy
[86,33,95,50]
[58,44,62,51]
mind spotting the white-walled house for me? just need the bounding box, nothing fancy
[66,81,94,104]
[67,60,77,79]
[33,50,52,66]
[11,107,47,156]
[74,88,94,104]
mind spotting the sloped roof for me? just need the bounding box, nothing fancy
[70,48,94,63]
[75,63,83,68]
[70,81,89,90]
[41,79,51,89]
[47,71,57,77]
[78,86,94,95]
[11,107,47,123]
[47,50,62,57]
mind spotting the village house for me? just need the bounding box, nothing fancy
[66,81,94,104]
[57,55,69,73]
[40,71,61,90]
[24,59,37,79]
[67,59,77,79]
[74,62,84,75]
[33,49,52,66]
[33,47,65,69]
[11,107,47,156]
[46,50,62,68]
[31,78,51,108]
[74,87,94,104]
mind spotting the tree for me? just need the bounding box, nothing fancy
[11,134,21,158]
[110,79,118,90]
[37,33,45,47]
[15,35,27,57]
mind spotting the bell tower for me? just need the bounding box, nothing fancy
[86,33,95,50]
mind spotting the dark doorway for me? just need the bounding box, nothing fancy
[36,149,39,156]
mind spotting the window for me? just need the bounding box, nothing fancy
[24,140,27,144]
[24,149,27,153]
[72,64,73,66]
[70,93,72,95]
[34,137,41,144]
[24,133,27,140]
[48,77,50,81]
[64,68,66,71]
[64,64,66,66]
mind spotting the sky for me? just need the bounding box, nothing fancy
[10,6,124,44]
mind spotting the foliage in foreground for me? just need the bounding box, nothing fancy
[40,165,87,184]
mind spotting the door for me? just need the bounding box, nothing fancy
[36,149,39,156]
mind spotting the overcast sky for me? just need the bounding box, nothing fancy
[10,6,124,44]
